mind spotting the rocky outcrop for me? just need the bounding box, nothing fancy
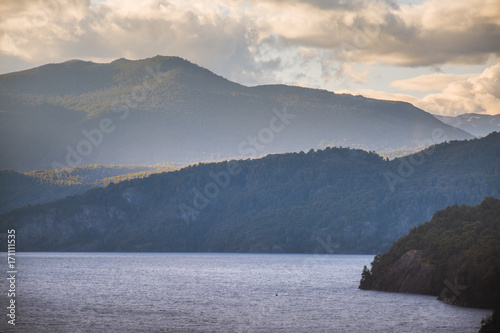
[359,198,500,310]
[369,250,435,294]
[361,248,495,308]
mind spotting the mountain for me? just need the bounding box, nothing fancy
[359,197,500,309]
[0,163,182,214]
[434,113,500,138]
[1,132,498,253]
[0,56,473,171]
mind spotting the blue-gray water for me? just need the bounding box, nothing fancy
[0,253,492,332]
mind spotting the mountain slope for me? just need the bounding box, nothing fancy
[0,163,182,214]
[434,113,500,138]
[0,56,473,171]
[1,132,498,253]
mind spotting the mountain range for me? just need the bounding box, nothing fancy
[0,55,473,171]
[434,113,500,138]
[1,132,498,253]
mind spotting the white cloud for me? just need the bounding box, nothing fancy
[1,0,498,66]
[354,61,500,115]
[0,0,91,60]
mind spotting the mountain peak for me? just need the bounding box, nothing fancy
[0,55,242,96]
[0,56,475,170]
[62,59,89,64]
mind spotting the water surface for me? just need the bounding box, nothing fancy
[0,253,491,332]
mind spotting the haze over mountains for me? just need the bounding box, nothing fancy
[0,55,474,172]
[434,113,500,138]
[2,133,498,253]
[1,55,498,254]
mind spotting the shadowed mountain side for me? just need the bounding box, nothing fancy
[0,56,473,171]
[0,163,183,214]
[1,132,498,253]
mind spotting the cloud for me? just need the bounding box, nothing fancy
[0,0,260,81]
[0,0,499,98]
[354,61,500,115]
[0,0,91,60]
[241,0,500,66]
[391,73,477,91]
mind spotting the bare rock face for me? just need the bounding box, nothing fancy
[371,250,435,294]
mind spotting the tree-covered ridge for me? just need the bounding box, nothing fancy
[26,163,184,186]
[1,133,498,254]
[360,197,500,309]
[0,163,183,214]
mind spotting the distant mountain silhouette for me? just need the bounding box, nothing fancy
[0,56,473,171]
[434,113,500,138]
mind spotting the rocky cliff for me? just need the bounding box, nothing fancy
[359,197,500,309]
[367,250,435,294]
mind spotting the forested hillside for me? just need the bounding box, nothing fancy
[1,133,499,253]
[359,197,500,309]
[0,163,182,214]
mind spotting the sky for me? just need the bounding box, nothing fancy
[1,0,499,116]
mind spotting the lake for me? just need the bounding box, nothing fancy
[0,253,492,332]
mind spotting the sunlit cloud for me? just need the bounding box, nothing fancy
[391,73,477,92]
[0,0,498,115]
[354,61,500,115]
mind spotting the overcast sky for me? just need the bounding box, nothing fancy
[1,0,499,115]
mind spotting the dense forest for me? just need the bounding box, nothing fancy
[1,132,499,253]
[359,197,500,309]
